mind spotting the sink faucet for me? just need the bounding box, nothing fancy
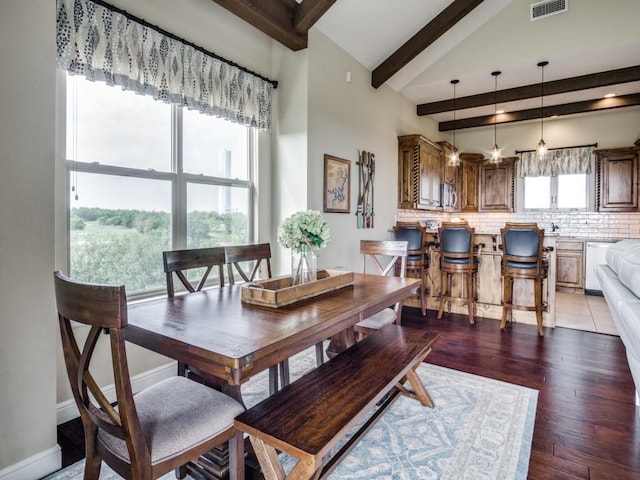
[551,223,559,232]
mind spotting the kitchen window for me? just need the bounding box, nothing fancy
[523,173,589,210]
[66,74,254,297]
[520,147,593,211]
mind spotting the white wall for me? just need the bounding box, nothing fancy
[452,108,640,158]
[304,29,439,272]
[0,0,59,477]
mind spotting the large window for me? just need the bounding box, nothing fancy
[66,75,254,296]
[523,174,588,210]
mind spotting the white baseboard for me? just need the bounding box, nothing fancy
[0,445,61,480]
[56,361,177,425]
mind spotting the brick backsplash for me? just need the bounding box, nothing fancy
[396,210,640,240]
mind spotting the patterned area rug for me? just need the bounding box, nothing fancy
[46,345,537,480]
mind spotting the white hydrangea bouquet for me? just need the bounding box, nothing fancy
[277,210,330,284]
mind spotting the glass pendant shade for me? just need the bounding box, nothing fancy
[490,71,501,164]
[536,61,549,158]
[449,79,460,166]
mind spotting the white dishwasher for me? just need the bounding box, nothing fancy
[585,242,613,295]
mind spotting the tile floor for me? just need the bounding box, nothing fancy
[555,291,619,335]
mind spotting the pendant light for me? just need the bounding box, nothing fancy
[449,79,460,166]
[536,61,549,158]
[490,71,501,164]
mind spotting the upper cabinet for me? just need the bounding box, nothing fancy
[595,147,639,212]
[478,157,515,212]
[398,135,442,210]
[457,153,484,212]
[438,141,458,186]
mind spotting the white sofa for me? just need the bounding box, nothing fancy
[596,239,640,407]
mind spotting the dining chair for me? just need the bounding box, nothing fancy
[53,271,245,480]
[163,246,227,379]
[224,243,327,395]
[393,222,429,316]
[500,222,550,336]
[224,243,272,285]
[437,221,480,325]
[354,240,409,340]
[163,246,227,295]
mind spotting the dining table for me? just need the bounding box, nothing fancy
[125,272,421,402]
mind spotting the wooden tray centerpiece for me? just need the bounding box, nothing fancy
[241,269,354,308]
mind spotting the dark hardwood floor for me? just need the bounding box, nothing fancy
[56,308,640,479]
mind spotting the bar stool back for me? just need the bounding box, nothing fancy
[500,222,548,336]
[393,222,428,316]
[437,221,478,324]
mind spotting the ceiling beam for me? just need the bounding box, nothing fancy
[420,65,640,115]
[294,0,337,33]
[211,0,307,51]
[438,94,640,131]
[371,0,485,89]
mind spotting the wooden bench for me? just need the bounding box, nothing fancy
[233,324,440,480]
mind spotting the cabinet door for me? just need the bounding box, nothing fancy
[479,158,514,212]
[418,140,442,208]
[439,141,458,185]
[398,141,417,209]
[556,250,584,289]
[458,154,482,211]
[596,148,638,212]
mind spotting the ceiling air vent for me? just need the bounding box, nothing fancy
[530,0,567,21]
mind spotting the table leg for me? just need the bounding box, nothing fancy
[326,326,356,359]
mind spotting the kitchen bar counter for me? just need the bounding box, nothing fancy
[405,235,557,329]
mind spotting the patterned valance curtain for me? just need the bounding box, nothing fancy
[56,0,274,131]
[520,146,594,177]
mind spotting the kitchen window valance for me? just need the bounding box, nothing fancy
[56,0,275,131]
[519,146,594,177]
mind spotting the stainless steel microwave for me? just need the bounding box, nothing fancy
[440,183,457,209]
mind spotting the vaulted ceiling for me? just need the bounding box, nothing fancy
[211,0,640,132]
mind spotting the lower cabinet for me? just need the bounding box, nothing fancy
[555,240,584,292]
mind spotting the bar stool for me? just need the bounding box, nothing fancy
[393,222,428,316]
[437,221,479,324]
[500,222,549,336]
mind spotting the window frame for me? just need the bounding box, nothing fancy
[519,169,592,213]
[62,74,257,300]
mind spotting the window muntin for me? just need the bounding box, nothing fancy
[66,75,254,297]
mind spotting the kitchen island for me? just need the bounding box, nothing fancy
[404,232,557,330]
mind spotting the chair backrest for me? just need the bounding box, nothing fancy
[224,243,272,286]
[53,271,150,470]
[501,223,545,270]
[439,221,475,265]
[163,246,226,297]
[393,222,427,262]
[360,240,408,277]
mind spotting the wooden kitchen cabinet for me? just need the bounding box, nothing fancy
[457,153,484,212]
[556,239,584,292]
[479,157,515,212]
[398,135,442,210]
[438,141,458,185]
[595,147,639,212]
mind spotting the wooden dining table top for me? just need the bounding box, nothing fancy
[125,273,420,387]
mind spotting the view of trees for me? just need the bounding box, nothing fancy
[70,207,248,292]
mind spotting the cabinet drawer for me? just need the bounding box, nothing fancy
[556,240,584,251]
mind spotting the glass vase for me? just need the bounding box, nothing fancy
[291,245,317,285]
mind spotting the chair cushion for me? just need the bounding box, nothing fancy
[356,307,397,329]
[98,376,245,465]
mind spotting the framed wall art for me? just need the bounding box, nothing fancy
[323,154,350,213]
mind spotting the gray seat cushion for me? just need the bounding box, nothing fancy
[98,376,245,465]
[356,307,397,329]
